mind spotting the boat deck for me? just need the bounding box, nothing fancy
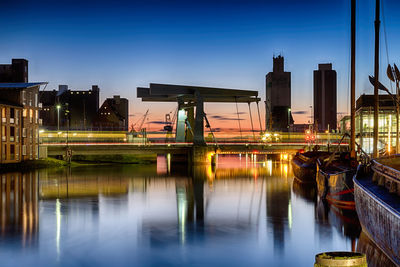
[376,158,400,172]
[356,175,400,215]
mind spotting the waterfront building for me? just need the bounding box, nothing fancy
[313,63,337,131]
[355,94,398,154]
[0,83,46,163]
[40,85,100,130]
[339,94,398,154]
[94,95,129,131]
[265,55,292,132]
[0,58,47,163]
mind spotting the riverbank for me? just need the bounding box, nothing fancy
[0,157,77,173]
[71,154,156,164]
[0,154,157,173]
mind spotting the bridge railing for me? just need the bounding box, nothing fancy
[39,130,346,146]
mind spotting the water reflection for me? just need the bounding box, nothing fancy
[0,172,38,247]
[357,231,397,267]
[0,155,376,266]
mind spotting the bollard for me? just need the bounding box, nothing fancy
[314,252,367,267]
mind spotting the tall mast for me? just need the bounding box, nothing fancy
[373,0,380,158]
[350,0,356,158]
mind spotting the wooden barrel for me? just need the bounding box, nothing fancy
[314,252,367,267]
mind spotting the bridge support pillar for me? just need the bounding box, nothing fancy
[186,106,195,143]
[191,145,216,165]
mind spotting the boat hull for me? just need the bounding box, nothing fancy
[354,165,400,266]
[317,165,356,210]
[291,157,316,183]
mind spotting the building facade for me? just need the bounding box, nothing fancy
[40,85,100,130]
[0,83,45,163]
[313,63,337,132]
[355,94,397,154]
[1,102,23,163]
[94,95,129,131]
[265,55,292,132]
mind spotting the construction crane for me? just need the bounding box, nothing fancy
[131,109,149,136]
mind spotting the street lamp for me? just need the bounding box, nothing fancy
[56,104,61,131]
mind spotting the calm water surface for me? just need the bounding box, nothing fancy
[0,155,362,266]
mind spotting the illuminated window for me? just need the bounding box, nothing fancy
[1,126,6,141]
[23,109,27,117]
[22,91,26,105]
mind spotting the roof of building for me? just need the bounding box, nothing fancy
[356,94,395,110]
[0,82,48,89]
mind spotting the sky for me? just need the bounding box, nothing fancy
[1,0,400,131]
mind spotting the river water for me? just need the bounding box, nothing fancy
[0,155,364,266]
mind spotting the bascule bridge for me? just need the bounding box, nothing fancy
[137,83,261,145]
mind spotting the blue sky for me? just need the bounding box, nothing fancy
[1,0,399,129]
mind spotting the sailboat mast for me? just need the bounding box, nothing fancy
[350,0,356,158]
[373,0,380,158]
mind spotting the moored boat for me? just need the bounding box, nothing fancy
[316,153,357,210]
[354,158,400,266]
[291,151,330,183]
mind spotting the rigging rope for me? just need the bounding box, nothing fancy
[248,102,256,141]
[235,97,243,141]
[381,0,393,92]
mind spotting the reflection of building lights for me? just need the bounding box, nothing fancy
[207,152,215,163]
[266,160,272,176]
[56,199,61,259]
[283,164,288,178]
[167,153,171,174]
[176,187,187,244]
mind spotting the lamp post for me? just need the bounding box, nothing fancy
[56,104,61,131]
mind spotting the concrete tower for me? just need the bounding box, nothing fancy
[265,55,292,132]
[313,63,337,131]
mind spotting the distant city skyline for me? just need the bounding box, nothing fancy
[1,0,400,130]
